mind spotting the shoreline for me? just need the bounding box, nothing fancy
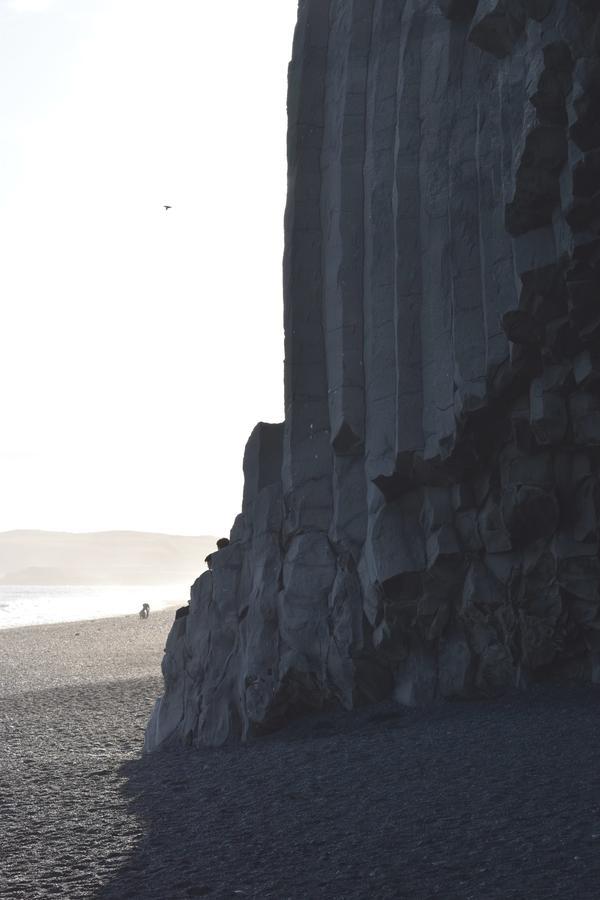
[0,604,181,634]
[0,580,188,632]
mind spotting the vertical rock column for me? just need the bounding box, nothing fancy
[278,0,337,707]
[283,0,332,530]
[321,0,371,553]
[321,1,374,706]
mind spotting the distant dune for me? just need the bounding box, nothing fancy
[0,531,218,586]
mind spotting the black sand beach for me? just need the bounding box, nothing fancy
[2,611,600,899]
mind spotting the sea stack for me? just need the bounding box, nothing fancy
[146,0,600,750]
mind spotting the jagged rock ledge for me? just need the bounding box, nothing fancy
[146,0,600,749]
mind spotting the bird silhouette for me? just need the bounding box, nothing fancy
[164,205,172,211]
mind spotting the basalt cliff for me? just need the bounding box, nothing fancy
[146,0,600,749]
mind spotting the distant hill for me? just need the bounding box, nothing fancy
[0,530,218,586]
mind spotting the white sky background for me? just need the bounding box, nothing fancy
[0,0,298,536]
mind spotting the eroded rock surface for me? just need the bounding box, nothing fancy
[146,0,600,749]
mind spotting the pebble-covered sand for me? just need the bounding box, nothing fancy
[1,611,600,899]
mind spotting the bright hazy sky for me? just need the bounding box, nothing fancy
[0,0,298,536]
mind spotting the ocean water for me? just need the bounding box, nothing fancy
[0,584,188,630]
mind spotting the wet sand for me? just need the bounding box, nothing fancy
[2,612,600,899]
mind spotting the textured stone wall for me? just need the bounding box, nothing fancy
[145,0,600,749]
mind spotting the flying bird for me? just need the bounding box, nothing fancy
[164,205,172,211]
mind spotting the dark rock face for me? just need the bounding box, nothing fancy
[146,0,600,749]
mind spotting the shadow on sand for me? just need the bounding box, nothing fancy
[97,687,600,900]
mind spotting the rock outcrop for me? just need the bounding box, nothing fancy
[145,0,600,750]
